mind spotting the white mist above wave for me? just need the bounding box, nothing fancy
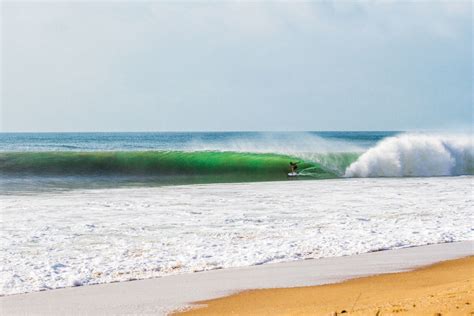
[187,132,365,154]
[345,134,473,177]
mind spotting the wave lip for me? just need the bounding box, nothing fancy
[344,134,474,178]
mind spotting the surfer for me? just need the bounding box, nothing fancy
[289,162,298,174]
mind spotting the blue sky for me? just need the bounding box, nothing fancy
[1,1,472,132]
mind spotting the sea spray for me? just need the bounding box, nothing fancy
[344,134,474,177]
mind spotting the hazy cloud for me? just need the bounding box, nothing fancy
[1,1,472,131]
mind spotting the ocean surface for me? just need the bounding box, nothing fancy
[1,131,472,192]
[1,131,473,295]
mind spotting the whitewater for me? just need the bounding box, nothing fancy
[345,134,473,177]
[0,131,473,295]
[1,177,472,295]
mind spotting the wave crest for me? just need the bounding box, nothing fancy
[344,134,474,177]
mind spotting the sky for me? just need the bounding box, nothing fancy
[1,1,472,132]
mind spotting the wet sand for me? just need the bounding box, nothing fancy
[177,256,474,316]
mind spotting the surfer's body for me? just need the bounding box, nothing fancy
[288,162,299,177]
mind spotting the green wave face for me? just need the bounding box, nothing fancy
[300,153,361,177]
[0,151,359,184]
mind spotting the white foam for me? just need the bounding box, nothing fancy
[345,133,473,177]
[1,176,473,295]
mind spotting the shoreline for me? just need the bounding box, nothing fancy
[177,256,474,315]
[1,241,473,315]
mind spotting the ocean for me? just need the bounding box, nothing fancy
[1,131,472,192]
[1,131,473,295]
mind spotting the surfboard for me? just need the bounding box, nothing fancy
[287,172,298,177]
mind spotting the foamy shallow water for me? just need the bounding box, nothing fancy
[1,177,473,295]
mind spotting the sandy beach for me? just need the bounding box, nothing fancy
[1,241,472,315]
[177,256,474,316]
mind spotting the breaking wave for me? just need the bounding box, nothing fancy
[0,151,354,182]
[344,134,473,177]
[1,134,472,187]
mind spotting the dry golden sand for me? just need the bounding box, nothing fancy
[175,256,474,316]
